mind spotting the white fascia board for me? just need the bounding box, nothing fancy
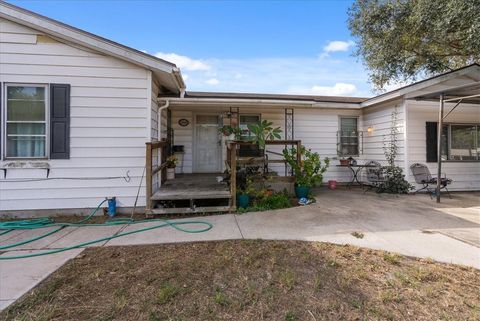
[159,97,362,109]
[0,3,175,74]
[361,65,480,108]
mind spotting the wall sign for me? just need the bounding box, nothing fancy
[178,119,190,127]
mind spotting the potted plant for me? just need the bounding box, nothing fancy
[165,155,178,180]
[247,120,282,150]
[237,177,256,209]
[219,125,241,141]
[283,145,330,199]
[339,157,350,166]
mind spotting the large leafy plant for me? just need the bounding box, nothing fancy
[282,146,330,188]
[247,120,282,149]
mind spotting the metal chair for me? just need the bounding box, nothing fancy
[410,163,452,198]
[363,161,384,192]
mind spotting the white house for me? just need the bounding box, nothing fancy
[0,2,478,215]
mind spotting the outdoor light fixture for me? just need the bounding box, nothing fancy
[367,126,374,133]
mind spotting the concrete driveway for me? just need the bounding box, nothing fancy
[0,189,479,311]
[235,189,480,267]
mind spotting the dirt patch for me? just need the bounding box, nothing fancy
[2,240,479,321]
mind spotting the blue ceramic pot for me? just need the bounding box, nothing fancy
[237,194,250,209]
[295,186,310,199]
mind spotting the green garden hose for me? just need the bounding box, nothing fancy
[0,199,213,260]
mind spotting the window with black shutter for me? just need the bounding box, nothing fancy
[1,83,70,160]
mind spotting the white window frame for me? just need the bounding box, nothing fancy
[441,122,480,162]
[239,114,261,139]
[338,116,360,157]
[3,83,49,160]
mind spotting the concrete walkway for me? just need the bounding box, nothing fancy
[1,189,479,311]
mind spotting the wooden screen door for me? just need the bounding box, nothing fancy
[194,114,221,172]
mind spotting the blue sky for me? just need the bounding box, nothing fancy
[9,0,375,97]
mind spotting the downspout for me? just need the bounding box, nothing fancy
[158,100,169,141]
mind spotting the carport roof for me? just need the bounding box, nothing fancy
[362,64,480,107]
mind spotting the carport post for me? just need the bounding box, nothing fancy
[436,94,444,203]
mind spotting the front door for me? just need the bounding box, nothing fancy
[194,114,221,172]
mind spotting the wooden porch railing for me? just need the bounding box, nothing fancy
[145,140,169,214]
[226,140,302,211]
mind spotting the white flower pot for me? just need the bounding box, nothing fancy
[166,168,175,180]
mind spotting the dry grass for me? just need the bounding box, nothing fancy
[2,240,479,321]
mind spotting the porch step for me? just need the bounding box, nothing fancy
[149,205,232,215]
[151,189,231,201]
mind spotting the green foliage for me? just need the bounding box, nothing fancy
[236,191,292,213]
[218,125,242,139]
[283,146,330,188]
[247,120,282,149]
[376,108,413,194]
[348,0,480,90]
[237,177,257,196]
[256,191,292,210]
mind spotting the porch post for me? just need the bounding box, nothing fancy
[230,142,237,210]
[145,142,153,212]
[436,94,444,203]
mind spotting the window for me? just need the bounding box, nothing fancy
[239,115,260,140]
[338,117,359,156]
[441,124,480,161]
[5,85,48,158]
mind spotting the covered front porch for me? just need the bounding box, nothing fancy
[145,139,302,215]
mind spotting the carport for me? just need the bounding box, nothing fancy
[407,64,480,202]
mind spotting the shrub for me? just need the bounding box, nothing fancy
[282,145,330,188]
[255,191,292,210]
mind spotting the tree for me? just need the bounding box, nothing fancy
[348,0,480,90]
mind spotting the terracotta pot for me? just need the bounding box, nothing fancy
[339,159,350,166]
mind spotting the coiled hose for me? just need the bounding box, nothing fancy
[0,199,213,260]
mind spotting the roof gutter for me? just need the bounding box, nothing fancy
[157,97,362,109]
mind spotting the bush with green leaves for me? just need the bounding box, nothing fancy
[282,146,330,188]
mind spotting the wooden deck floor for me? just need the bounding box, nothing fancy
[151,173,231,201]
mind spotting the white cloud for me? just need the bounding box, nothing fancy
[287,83,359,96]
[206,78,220,85]
[154,52,210,71]
[168,55,370,96]
[182,74,189,81]
[323,40,354,53]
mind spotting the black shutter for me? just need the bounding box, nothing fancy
[50,84,70,159]
[426,122,437,162]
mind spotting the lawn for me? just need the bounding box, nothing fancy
[2,240,479,321]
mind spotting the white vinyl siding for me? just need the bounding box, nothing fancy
[171,105,361,183]
[0,18,151,211]
[360,100,405,167]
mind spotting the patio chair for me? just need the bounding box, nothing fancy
[410,163,452,198]
[363,161,384,192]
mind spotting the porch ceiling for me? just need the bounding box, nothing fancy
[409,82,480,104]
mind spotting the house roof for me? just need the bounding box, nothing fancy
[0,1,185,93]
[184,91,368,103]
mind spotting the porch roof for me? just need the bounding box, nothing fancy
[184,91,368,103]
